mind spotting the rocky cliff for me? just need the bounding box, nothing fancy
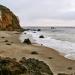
[0,5,22,31]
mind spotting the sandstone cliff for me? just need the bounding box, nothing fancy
[0,5,22,31]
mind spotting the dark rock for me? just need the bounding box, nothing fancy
[39,35,44,38]
[23,39,31,44]
[0,57,53,75]
[0,57,27,75]
[21,58,53,75]
[37,29,41,31]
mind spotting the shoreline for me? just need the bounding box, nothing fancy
[20,30,75,60]
[0,31,75,74]
[25,44,75,74]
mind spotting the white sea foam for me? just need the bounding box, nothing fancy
[19,31,75,60]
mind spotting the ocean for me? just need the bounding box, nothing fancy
[24,27,75,42]
[20,27,75,60]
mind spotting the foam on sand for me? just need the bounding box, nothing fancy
[19,31,75,60]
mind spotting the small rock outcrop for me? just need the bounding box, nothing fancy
[23,39,31,44]
[0,57,53,75]
[0,5,22,31]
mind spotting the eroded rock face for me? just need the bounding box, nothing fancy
[0,57,53,75]
[0,5,22,31]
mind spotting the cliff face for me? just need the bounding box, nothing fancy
[0,5,22,31]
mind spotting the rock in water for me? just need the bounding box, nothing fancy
[0,5,22,31]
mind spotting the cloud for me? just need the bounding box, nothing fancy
[24,19,75,27]
[1,0,75,26]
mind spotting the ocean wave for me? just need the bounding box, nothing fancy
[19,31,75,60]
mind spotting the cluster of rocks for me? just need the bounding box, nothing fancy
[0,57,53,75]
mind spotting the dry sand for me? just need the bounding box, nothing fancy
[0,31,75,75]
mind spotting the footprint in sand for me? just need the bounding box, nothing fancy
[4,40,9,42]
[67,67,72,70]
[6,43,12,45]
[1,36,5,38]
[31,51,39,55]
[48,57,53,59]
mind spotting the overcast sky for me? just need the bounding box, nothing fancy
[1,0,75,26]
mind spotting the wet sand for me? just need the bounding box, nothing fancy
[0,31,75,75]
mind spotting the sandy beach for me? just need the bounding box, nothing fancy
[0,31,75,75]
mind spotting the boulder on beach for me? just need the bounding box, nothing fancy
[39,35,44,38]
[0,5,22,31]
[23,39,31,44]
[19,33,35,44]
[0,57,53,75]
